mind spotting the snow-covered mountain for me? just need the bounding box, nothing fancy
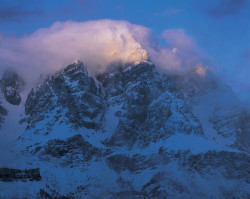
[0,61,249,198]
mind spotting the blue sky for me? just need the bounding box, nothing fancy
[0,0,249,97]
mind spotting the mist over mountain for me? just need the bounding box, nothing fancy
[0,20,210,86]
[0,20,249,198]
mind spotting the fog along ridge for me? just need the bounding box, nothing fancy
[0,61,249,198]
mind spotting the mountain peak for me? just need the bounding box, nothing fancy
[0,60,249,198]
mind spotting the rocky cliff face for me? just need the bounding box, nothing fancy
[97,62,203,147]
[0,70,24,128]
[210,105,250,153]
[0,70,24,105]
[0,61,249,199]
[23,61,105,133]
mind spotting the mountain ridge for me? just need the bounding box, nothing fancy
[0,60,249,198]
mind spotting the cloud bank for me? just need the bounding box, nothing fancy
[0,19,208,85]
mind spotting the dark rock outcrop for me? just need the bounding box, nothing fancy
[24,61,105,132]
[178,150,250,181]
[0,70,24,105]
[0,168,41,182]
[38,134,103,166]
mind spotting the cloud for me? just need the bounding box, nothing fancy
[0,0,43,22]
[208,0,247,18]
[0,19,208,86]
[161,29,195,50]
[154,8,183,17]
[0,20,148,82]
[145,29,207,74]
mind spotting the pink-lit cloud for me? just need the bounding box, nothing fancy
[0,19,209,86]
